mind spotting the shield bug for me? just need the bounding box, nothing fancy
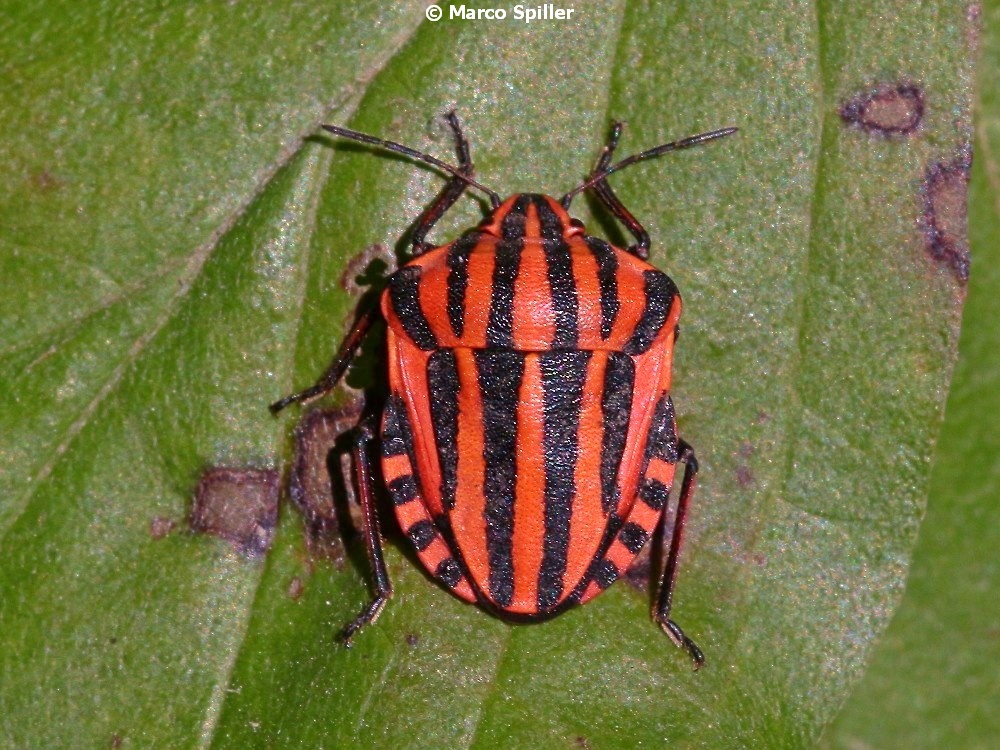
[272,113,736,668]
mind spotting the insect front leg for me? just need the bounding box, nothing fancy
[410,111,475,255]
[653,438,704,669]
[341,416,393,644]
[269,302,380,413]
[588,122,651,259]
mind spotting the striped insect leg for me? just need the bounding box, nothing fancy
[381,393,476,604]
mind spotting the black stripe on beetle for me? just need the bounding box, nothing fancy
[543,235,580,349]
[485,239,522,349]
[407,519,438,551]
[500,193,529,240]
[589,558,620,590]
[600,353,635,515]
[389,266,438,350]
[645,395,679,465]
[428,350,461,510]
[638,477,671,511]
[619,522,650,554]
[381,393,414,458]
[585,236,621,340]
[624,270,677,355]
[534,194,565,240]
[435,557,463,589]
[476,349,525,607]
[387,475,419,506]
[446,233,478,338]
[537,350,591,610]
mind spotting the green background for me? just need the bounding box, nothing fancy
[0,1,994,747]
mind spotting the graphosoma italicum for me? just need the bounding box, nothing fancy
[272,113,737,669]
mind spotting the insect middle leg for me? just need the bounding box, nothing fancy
[341,416,394,644]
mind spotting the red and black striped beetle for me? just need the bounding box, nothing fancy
[272,113,736,668]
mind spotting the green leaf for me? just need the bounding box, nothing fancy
[823,2,1000,747]
[0,2,972,747]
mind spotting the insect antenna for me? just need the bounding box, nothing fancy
[561,126,738,209]
[321,123,502,208]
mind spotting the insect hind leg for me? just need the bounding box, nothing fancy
[652,438,704,669]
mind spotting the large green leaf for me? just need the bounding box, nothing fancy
[0,2,972,747]
[823,2,1000,747]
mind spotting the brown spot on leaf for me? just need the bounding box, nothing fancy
[840,83,924,136]
[922,148,972,283]
[291,404,364,563]
[191,468,280,557]
[149,516,175,539]
[287,576,304,600]
[405,633,420,647]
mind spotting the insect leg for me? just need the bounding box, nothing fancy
[410,111,475,255]
[269,302,379,414]
[592,179,651,259]
[341,416,393,644]
[592,120,624,173]
[585,122,652,259]
[653,438,705,669]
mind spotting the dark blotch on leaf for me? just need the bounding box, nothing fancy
[190,467,279,557]
[287,576,304,601]
[290,404,364,563]
[840,83,924,136]
[921,147,972,283]
[405,633,420,647]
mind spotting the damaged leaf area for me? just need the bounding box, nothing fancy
[0,2,974,748]
[921,149,973,283]
[191,468,280,557]
[840,83,925,136]
[289,404,366,563]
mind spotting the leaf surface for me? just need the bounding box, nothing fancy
[0,2,973,747]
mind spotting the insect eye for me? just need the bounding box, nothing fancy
[569,218,585,229]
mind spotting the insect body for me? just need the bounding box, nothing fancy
[272,114,736,668]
